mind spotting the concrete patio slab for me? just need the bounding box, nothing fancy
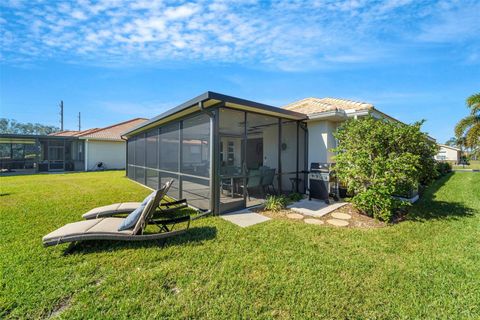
[221,209,271,228]
[287,199,347,217]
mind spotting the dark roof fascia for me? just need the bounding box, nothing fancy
[0,134,81,140]
[123,91,307,137]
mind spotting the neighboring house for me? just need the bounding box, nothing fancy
[123,91,426,214]
[50,118,147,170]
[434,144,461,163]
[0,118,145,174]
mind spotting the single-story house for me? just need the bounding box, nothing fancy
[0,118,146,174]
[434,144,461,163]
[123,91,419,214]
[50,118,146,170]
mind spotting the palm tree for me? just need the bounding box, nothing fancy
[455,93,480,151]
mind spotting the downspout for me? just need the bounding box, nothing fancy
[198,100,216,215]
[301,122,308,194]
[121,135,128,177]
[84,139,88,172]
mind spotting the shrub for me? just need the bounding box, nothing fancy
[435,162,452,176]
[333,116,437,222]
[352,186,410,221]
[288,193,303,202]
[264,195,288,211]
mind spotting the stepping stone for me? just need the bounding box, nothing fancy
[326,219,349,227]
[331,212,352,220]
[304,218,324,225]
[286,213,304,220]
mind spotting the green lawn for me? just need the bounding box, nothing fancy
[454,160,480,170]
[1,171,479,319]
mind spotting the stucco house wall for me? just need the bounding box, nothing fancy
[307,120,337,164]
[435,145,461,163]
[85,140,126,170]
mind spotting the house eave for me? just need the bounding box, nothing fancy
[78,137,124,142]
[306,110,348,122]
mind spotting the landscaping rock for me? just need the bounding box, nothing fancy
[286,213,304,220]
[331,212,352,220]
[326,219,349,227]
[304,218,324,225]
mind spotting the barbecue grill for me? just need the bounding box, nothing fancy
[308,162,339,203]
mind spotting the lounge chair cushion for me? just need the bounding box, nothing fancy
[118,191,156,231]
[82,202,142,219]
[42,218,131,243]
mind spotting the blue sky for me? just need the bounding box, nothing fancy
[0,0,479,143]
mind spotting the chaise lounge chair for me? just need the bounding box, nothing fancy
[42,180,191,247]
[81,181,188,220]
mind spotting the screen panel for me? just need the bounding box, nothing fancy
[181,113,210,177]
[159,122,179,172]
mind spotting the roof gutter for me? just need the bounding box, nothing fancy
[306,109,348,121]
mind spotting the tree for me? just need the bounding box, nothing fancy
[333,116,437,222]
[0,118,60,135]
[455,93,480,152]
[445,137,459,147]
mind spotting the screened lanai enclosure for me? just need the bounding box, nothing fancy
[0,135,85,174]
[125,92,307,214]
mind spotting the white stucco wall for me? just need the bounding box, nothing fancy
[435,146,460,163]
[85,140,126,170]
[307,120,338,164]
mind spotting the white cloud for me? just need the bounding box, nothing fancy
[164,3,199,20]
[0,0,478,70]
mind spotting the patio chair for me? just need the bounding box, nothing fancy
[81,180,188,220]
[260,168,276,194]
[42,181,191,247]
[243,169,263,200]
[220,166,240,195]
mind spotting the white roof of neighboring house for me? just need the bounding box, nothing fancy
[439,144,461,151]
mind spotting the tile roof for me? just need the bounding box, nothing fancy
[49,118,147,141]
[282,97,374,115]
[80,118,147,141]
[49,128,100,137]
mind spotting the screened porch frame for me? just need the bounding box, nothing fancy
[126,101,308,215]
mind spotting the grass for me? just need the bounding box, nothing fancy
[1,171,479,319]
[453,160,480,170]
